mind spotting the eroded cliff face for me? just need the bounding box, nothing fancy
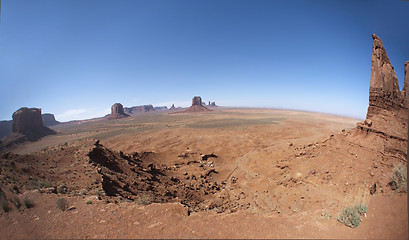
[403,61,409,108]
[359,34,408,141]
[356,34,408,161]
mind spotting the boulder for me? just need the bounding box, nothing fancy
[107,103,129,120]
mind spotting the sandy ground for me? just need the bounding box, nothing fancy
[0,108,407,239]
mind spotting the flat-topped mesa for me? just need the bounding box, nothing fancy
[358,34,408,141]
[12,107,55,141]
[42,113,60,127]
[107,103,129,120]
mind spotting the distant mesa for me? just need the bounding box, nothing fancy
[42,113,60,127]
[207,101,217,107]
[182,96,212,113]
[0,120,13,139]
[0,107,57,150]
[154,106,168,111]
[124,104,155,115]
[170,104,176,110]
[0,112,59,139]
[107,103,129,120]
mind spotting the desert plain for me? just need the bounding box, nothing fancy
[0,107,407,239]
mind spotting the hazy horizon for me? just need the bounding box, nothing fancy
[1,0,408,122]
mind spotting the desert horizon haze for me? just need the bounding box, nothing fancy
[0,1,408,239]
[0,0,409,121]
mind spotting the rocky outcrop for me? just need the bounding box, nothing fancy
[183,96,212,113]
[170,104,176,110]
[403,61,409,108]
[42,113,60,126]
[11,107,56,141]
[107,103,129,120]
[124,105,155,115]
[356,34,408,160]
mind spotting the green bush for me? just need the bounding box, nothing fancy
[390,163,407,193]
[23,197,34,209]
[11,196,21,209]
[86,200,92,205]
[56,198,69,211]
[0,197,10,212]
[337,204,367,228]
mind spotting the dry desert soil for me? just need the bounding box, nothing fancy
[0,108,407,239]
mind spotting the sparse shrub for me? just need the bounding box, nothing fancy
[0,197,10,212]
[337,204,367,228]
[56,198,68,211]
[40,180,54,188]
[86,200,92,205]
[80,189,87,196]
[135,195,151,205]
[23,197,34,209]
[28,179,39,190]
[57,185,67,194]
[390,163,407,193]
[357,203,367,216]
[11,196,21,209]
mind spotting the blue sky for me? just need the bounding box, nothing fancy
[1,0,408,122]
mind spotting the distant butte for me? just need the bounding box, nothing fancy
[182,96,212,113]
[106,103,129,120]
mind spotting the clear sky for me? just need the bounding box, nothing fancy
[1,0,408,122]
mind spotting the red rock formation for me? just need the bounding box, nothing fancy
[192,96,202,106]
[358,34,408,140]
[356,34,408,160]
[403,61,409,108]
[107,103,129,120]
[170,104,176,110]
[182,96,212,113]
[11,107,55,141]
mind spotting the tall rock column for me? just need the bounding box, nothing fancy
[359,34,408,141]
[367,34,402,119]
[403,61,409,108]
